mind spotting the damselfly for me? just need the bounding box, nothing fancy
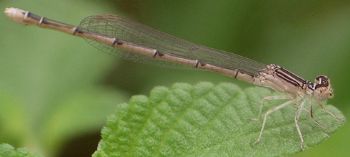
[4,7,343,150]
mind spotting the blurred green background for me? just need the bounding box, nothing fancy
[0,0,349,156]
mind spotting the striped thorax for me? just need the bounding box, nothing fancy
[254,64,333,100]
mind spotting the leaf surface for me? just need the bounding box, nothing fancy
[93,82,345,157]
[0,144,39,157]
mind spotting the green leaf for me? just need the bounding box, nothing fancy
[93,82,345,157]
[0,143,39,157]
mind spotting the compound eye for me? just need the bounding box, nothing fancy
[315,75,329,88]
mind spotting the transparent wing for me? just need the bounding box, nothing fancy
[79,14,266,76]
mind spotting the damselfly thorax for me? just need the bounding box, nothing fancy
[254,64,333,101]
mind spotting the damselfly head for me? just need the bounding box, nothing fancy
[313,75,333,100]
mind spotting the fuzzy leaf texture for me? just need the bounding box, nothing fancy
[93,82,345,157]
[0,144,39,157]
